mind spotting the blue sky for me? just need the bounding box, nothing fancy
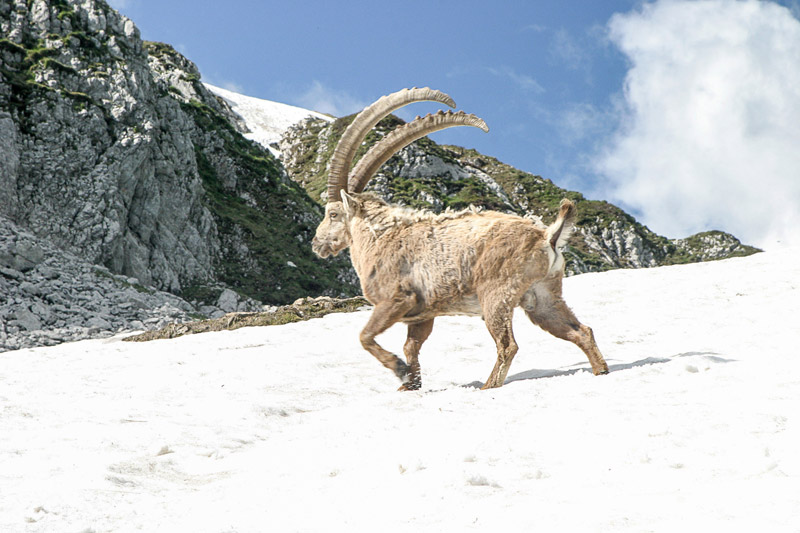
[109,0,800,247]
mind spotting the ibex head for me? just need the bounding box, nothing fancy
[311,87,488,259]
[311,197,351,258]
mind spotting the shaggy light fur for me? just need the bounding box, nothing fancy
[312,193,609,390]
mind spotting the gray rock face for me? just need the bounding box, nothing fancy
[0,216,195,351]
[0,214,271,351]
[0,235,45,272]
[1,0,354,303]
[1,0,217,292]
[0,113,20,215]
[0,0,358,351]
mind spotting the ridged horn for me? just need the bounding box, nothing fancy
[348,110,489,193]
[326,87,456,203]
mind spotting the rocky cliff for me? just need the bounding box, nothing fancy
[0,216,200,350]
[0,1,355,298]
[279,115,759,274]
[0,0,357,351]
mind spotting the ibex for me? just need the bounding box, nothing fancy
[312,88,608,390]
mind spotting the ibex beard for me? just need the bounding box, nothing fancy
[311,87,608,390]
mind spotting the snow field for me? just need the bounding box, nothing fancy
[1,248,798,532]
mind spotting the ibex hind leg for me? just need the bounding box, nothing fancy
[359,293,418,384]
[481,301,519,389]
[398,318,434,391]
[523,288,609,375]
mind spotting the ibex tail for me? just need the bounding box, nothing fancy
[546,198,576,252]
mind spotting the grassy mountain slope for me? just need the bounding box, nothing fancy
[280,114,759,274]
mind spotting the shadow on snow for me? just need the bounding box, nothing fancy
[460,351,734,389]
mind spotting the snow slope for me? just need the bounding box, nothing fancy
[1,248,799,532]
[205,84,332,156]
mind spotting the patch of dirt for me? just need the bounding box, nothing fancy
[123,296,369,342]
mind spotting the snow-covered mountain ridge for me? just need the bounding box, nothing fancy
[2,247,798,531]
[204,83,332,157]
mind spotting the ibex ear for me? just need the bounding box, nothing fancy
[340,190,359,217]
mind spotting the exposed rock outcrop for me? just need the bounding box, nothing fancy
[0,0,357,298]
[0,215,238,352]
[0,0,358,352]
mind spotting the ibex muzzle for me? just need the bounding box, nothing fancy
[311,202,350,258]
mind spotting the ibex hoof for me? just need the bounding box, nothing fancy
[594,367,609,376]
[398,380,421,391]
[393,359,411,381]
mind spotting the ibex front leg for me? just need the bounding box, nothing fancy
[359,291,417,384]
[399,318,434,391]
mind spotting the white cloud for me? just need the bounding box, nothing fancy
[106,0,132,9]
[550,28,589,72]
[293,81,365,117]
[220,80,244,94]
[523,23,547,33]
[595,0,800,248]
[558,102,616,145]
[204,77,245,95]
[486,65,545,93]
[447,65,544,94]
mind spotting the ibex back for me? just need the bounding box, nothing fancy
[312,88,608,390]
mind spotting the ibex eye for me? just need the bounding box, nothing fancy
[330,213,338,219]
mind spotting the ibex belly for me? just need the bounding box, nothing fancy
[398,293,483,323]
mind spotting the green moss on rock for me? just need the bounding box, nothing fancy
[182,101,357,305]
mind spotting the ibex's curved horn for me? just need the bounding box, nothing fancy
[348,110,489,194]
[326,87,455,203]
